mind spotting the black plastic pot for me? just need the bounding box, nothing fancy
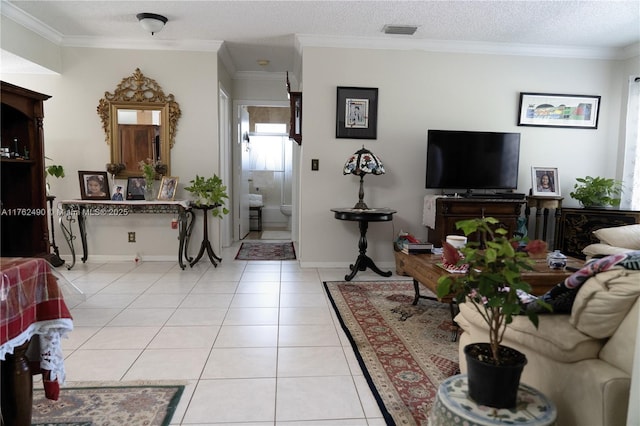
[464,343,527,409]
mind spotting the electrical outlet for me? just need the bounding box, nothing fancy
[128,232,136,243]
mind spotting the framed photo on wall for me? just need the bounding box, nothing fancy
[336,86,378,139]
[518,92,600,129]
[158,176,179,201]
[78,171,110,200]
[531,167,561,197]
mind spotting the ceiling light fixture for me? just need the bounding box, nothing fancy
[257,59,270,67]
[136,13,168,35]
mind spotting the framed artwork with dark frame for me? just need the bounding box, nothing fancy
[336,86,378,139]
[531,167,561,197]
[126,177,146,200]
[158,176,179,201]
[78,171,110,200]
[518,92,600,129]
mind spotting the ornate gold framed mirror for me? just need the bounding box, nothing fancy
[97,68,181,178]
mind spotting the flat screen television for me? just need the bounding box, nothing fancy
[425,130,521,192]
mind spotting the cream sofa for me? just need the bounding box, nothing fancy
[456,252,640,426]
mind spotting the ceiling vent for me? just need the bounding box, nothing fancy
[382,25,418,36]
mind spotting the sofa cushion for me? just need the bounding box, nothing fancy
[593,224,640,249]
[583,243,634,258]
[570,269,640,339]
[457,303,603,363]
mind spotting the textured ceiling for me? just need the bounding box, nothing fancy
[2,0,639,74]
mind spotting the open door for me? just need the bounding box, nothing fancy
[237,105,251,239]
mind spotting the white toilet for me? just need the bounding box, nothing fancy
[280,204,292,229]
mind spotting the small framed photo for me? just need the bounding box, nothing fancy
[336,86,378,139]
[78,171,110,200]
[518,92,600,129]
[531,167,561,197]
[126,177,146,200]
[158,176,178,201]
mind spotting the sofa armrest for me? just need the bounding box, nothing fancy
[456,303,604,363]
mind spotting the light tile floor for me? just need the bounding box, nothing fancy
[55,241,409,425]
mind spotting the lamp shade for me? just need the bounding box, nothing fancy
[343,146,385,176]
[343,146,385,209]
[137,13,168,35]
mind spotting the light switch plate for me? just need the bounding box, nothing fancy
[311,159,319,171]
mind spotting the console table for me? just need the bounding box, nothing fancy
[428,198,525,245]
[1,257,74,426]
[57,200,194,269]
[331,208,396,281]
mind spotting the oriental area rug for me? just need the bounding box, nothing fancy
[31,384,184,426]
[324,281,459,425]
[235,242,296,260]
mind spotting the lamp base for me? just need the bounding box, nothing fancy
[353,201,369,209]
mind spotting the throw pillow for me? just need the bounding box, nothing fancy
[593,224,640,250]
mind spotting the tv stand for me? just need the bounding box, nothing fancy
[428,198,525,245]
[442,191,525,200]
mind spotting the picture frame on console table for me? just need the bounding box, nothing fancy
[158,176,179,201]
[518,92,600,129]
[336,86,378,139]
[531,167,561,197]
[78,171,110,200]
[126,177,146,200]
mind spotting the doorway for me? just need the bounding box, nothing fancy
[233,101,293,242]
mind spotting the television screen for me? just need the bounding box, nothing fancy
[426,130,521,190]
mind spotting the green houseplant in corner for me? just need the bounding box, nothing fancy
[436,217,549,408]
[184,174,230,217]
[569,175,623,208]
[44,157,65,195]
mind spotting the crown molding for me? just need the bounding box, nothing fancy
[296,34,631,61]
[233,71,287,81]
[62,35,223,52]
[1,0,63,44]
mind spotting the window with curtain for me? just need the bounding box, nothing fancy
[621,76,640,210]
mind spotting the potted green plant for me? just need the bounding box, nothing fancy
[44,157,65,195]
[569,176,623,208]
[184,174,230,217]
[436,217,549,408]
[138,158,158,200]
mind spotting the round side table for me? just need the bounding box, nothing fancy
[429,374,557,426]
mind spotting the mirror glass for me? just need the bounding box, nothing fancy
[98,68,180,178]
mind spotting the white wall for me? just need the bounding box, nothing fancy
[2,22,634,265]
[298,46,628,267]
[2,46,219,261]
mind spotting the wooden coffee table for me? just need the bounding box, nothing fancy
[394,250,584,304]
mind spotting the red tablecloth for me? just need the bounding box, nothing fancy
[1,257,73,399]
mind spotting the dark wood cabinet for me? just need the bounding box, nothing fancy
[1,81,51,257]
[557,207,640,259]
[429,198,525,245]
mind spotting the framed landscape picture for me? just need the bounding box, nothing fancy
[336,86,378,139]
[531,167,561,197]
[518,92,600,129]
